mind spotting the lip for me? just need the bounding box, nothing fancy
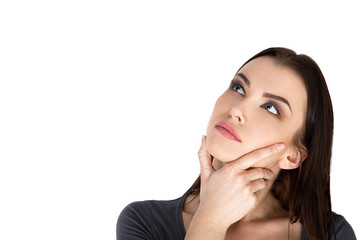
[215,121,242,142]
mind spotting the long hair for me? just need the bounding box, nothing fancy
[185,47,335,239]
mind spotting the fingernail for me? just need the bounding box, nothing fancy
[276,144,285,151]
[201,136,205,144]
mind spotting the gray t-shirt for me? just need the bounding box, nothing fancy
[117,195,356,240]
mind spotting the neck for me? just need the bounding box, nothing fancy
[213,157,288,222]
[241,186,288,222]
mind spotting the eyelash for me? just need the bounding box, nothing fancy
[261,101,281,117]
[230,80,282,117]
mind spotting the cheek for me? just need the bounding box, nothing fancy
[250,122,294,150]
[248,126,297,168]
[238,123,295,166]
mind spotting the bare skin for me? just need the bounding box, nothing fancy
[183,57,307,240]
[183,139,302,240]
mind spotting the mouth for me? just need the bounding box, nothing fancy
[215,121,242,142]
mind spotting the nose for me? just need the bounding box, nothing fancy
[229,103,246,125]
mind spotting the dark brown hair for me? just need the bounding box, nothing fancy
[185,47,335,239]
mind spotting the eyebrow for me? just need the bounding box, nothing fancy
[235,72,292,112]
[264,93,292,112]
[235,73,250,87]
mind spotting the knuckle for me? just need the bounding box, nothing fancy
[244,184,253,195]
[259,178,266,187]
[261,147,276,159]
[270,146,278,154]
[253,179,265,191]
[236,174,245,185]
[253,192,260,200]
[251,151,261,162]
[262,168,272,178]
[197,150,203,158]
[224,165,235,175]
[256,168,268,179]
[259,168,267,176]
[198,148,210,160]
[197,147,205,156]
[228,164,242,176]
[267,169,275,179]
[264,168,274,178]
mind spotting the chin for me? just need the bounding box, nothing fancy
[205,140,241,163]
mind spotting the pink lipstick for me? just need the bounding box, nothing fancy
[215,121,242,142]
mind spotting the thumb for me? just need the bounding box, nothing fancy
[198,135,215,182]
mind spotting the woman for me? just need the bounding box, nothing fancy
[117,47,356,239]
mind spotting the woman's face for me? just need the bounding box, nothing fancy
[206,56,307,167]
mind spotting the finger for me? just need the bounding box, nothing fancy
[231,143,285,170]
[242,168,275,182]
[198,135,214,181]
[250,178,269,193]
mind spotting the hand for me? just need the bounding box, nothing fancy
[197,135,285,229]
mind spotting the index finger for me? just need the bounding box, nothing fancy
[230,143,285,170]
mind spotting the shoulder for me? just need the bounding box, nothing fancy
[330,213,357,240]
[301,213,356,240]
[120,196,186,219]
[117,196,186,240]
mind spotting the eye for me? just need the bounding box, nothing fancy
[262,102,280,116]
[232,84,245,96]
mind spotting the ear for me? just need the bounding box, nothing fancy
[278,145,307,170]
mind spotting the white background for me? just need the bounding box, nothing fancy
[1,0,359,239]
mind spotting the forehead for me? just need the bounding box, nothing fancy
[239,57,306,96]
[239,57,303,89]
[238,56,307,114]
